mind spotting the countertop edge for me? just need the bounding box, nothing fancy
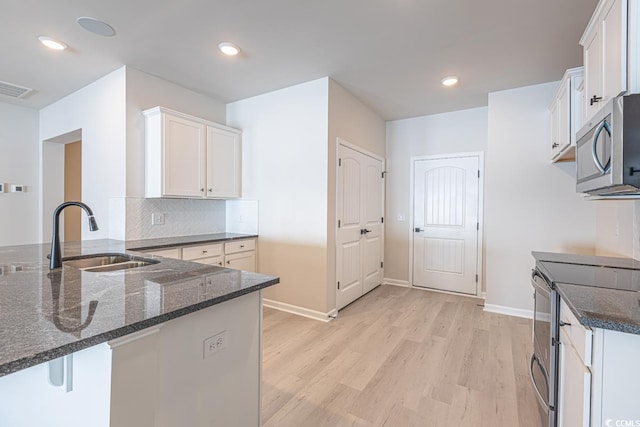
[126,234,259,252]
[0,277,279,377]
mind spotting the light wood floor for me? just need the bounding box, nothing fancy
[262,285,547,427]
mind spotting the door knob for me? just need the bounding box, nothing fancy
[414,228,424,232]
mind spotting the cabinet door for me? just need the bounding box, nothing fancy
[550,99,561,158]
[558,80,570,152]
[206,126,241,198]
[225,251,256,272]
[602,0,627,101]
[559,330,591,427]
[164,114,206,197]
[193,255,224,267]
[584,25,603,122]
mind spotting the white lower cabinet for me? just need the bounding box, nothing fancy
[558,298,640,426]
[140,238,257,272]
[559,328,591,427]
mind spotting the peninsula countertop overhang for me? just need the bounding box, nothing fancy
[0,238,278,377]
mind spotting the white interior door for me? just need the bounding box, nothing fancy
[412,156,479,295]
[337,144,384,310]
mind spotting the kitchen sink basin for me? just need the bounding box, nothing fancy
[63,253,159,272]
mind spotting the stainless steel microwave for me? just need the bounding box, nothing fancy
[576,94,640,196]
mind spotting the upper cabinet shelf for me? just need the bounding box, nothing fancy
[143,107,242,199]
[550,67,584,162]
[580,0,640,123]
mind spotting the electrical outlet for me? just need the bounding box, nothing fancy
[203,331,227,358]
[151,212,165,225]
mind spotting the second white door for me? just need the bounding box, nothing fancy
[413,155,480,295]
[336,144,384,310]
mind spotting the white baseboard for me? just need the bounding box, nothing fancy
[483,304,533,319]
[262,298,335,323]
[383,278,410,287]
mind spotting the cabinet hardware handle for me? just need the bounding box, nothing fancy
[202,250,208,254]
[363,229,372,234]
[200,188,205,192]
[240,245,244,248]
[590,95,603,106]
[218,262,222,266]
[559,320,571,327]
[208,188,213,192]
[552,142,559,149]
[226,260,230,264]
[414,228,424,233]
[629,167,640,176]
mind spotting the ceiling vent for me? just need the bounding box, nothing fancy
[0,80,33,98]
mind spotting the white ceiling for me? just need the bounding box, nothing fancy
[0,0,598,120]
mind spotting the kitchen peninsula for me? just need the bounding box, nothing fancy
[0,238,278,427]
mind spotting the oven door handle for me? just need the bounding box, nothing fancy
[531,269,551,296]
[529,354,550,414]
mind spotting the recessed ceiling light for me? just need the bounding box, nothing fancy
[218,42,240,56]
[77,17,116,37]
[441,76,459,87]
[38,36,67,51]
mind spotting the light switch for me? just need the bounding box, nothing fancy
[397,213,406,222]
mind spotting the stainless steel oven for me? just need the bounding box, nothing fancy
[530,269,559,427]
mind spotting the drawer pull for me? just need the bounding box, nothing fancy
[559,320,572,327]
[240,245,244,248]
[202,250,208,254]
[226,260,230,265]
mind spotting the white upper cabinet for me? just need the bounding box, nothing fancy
[580,0,635,122]
[550,67,584,162]
[144,107,242,199]
[206,126,242,198]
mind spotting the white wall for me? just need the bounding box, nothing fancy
[384,107,488,282]
[485,82,596,313]
[594,201,634,258]
[227,78,330,312]
[0,102,40,246]
[40,67,127,241]
[327,79,386,310]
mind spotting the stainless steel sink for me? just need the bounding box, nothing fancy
[63,253,159,272]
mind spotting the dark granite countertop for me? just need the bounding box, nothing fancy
[556,284,640,334]
[532,251,640,335]
[532,251,640,269]
[0,239,278,377]
[126,233,258,251]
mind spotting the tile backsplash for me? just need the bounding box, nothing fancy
[126,198,226,240]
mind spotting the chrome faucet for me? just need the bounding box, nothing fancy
[49,202,99,269]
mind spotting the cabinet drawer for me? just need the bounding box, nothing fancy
[225,239,255,254]
[182,243,223,260]
[143,247,182,259]
[560,299,593,367]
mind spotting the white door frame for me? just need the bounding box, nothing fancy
[408,152,485,298]
[335,137,386,309]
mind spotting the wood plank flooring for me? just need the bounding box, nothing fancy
[262,285,547,427]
